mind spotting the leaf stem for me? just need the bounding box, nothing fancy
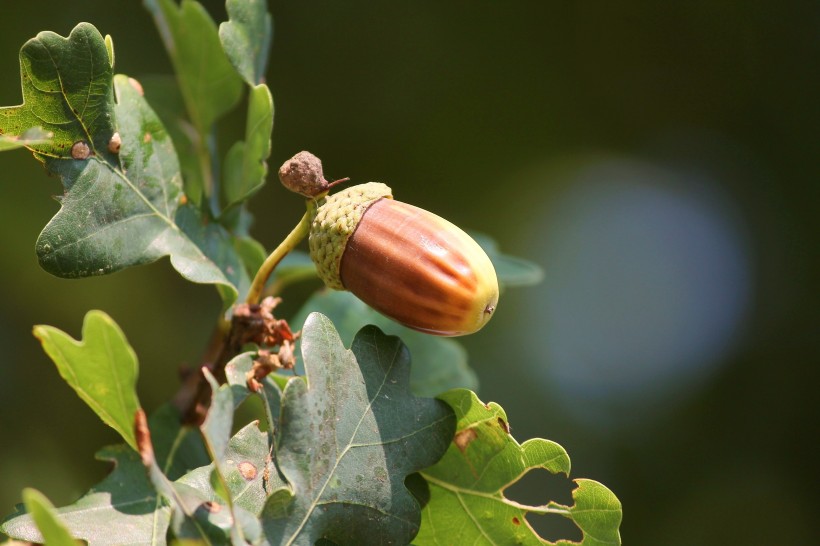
[246,203,315,305]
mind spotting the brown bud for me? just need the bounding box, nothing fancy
[279,151,328,197]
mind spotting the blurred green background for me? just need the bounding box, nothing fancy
[1,1,817,544]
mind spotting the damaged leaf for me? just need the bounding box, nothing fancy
[262,313,455,545]
[416,389,622,545]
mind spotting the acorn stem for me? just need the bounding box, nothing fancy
[246,202,315,305]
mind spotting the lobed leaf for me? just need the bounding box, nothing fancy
[0,23,116,161]
[219,0,273,86]
[199,370,236,508]
[21,489,80,546]
[291,290,479,397]
[262,313,456,545]
[33,310,141,450]
[416,389,622,545]
[224,352,283,436]
[144,0,243,134]
[222,83,274,210]
[175,202,250,303]
[2,446,170,546]
[177,421,279,518]
[140,75,204,206]
[0,23,238,301]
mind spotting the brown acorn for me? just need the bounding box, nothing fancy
[309,182,499,336]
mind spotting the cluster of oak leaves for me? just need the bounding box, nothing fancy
[0,1,621,544]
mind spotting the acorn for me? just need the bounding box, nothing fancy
[307,181,499,336]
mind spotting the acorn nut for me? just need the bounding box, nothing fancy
[309,182,499,336]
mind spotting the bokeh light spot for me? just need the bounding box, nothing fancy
[527,158,752,427]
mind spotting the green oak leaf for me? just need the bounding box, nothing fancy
[144,0,243,135]
[0,23,237,301]
[199,394,259,546]
[219,0,273,86]
[141,431,226,544]
[291,290,478,397]
[147,374,261,544]
[149,404,211,481]
[233,236,268,280]
[140,75,204,205]
[224,352,284,436]
[175,202,250,302]
[416,389,622,545]
[33,310,141,450]
[0,23,117,163]
[270,249,317,290]
[222,83,273,210]
[177,421,279,517]
[199,369,238,514]
[1,446,170,546]
[262,313,456,545]
[21,489,80,546]
[472,232,545,288]
[0,126,51,151]
[200,371,235,471]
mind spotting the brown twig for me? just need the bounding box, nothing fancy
[172,297,298,425]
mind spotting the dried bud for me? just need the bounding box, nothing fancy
[279,151,329,197]
[309,183,499,336]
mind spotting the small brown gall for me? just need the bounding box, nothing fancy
[108,132,121,153]
[71,140,91,160]
[237,461,258,481]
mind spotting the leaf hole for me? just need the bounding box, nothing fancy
[526,512,583,543]
[497,416,510,433]
[504,469,582,542]
[504,468,574,507]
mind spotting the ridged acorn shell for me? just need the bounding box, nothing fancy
[308,182,499,336]
[340,199,499,336]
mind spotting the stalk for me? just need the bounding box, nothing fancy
[245,202,315,305]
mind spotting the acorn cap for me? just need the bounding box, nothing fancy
[308,182,393,289]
